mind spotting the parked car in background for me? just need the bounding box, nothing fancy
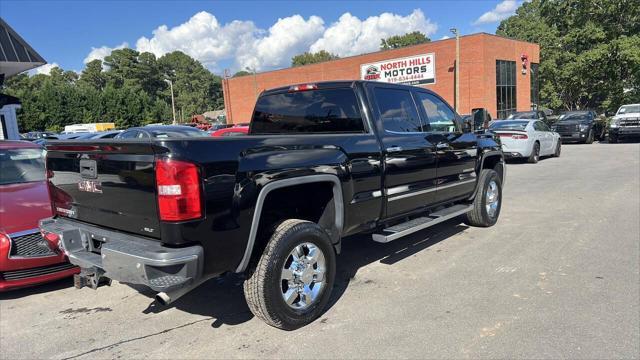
[490,119,561,163]
[211,125,249,137]
[609,104,640,143]
[209,123,233,131]
[115,125,209,139]
[0,141,78,291]
[506,110,549,124]
[551,110,599,144]
[22,131,57,140]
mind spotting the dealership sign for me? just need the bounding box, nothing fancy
[360,53,435,86]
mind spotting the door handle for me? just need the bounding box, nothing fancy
[386,146,403,153]
[436,142,449,149]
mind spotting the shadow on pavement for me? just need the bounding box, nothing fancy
[135,274,254,328]
[135,217,468,328]
[0,276,74,300]
[326,219,468,312]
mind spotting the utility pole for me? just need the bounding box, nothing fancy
[164,79,176,125]
[450,28,460,112]
[246,66,258,101]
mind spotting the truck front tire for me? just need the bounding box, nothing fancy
[464,169,502,227]
[243,219,336,330]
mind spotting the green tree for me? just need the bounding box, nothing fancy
[380,31,430,50]
[232,70,251,77]
[497,0,640,112]
[77,59,106,91]
[1,49,224,132]
[291,50,339,67]
[158,51,223,118]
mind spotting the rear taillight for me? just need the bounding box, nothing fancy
[498,133,528,139]
[155,159,202,222]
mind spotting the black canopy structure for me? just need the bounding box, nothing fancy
[0,17,46,79]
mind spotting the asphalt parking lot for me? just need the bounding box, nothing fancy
[1,142,639,359]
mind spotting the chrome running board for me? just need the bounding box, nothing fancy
[372,204,473,243]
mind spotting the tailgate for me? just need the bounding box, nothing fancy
[46,142,162,239]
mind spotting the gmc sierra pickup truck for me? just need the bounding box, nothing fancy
[40,81,505,329]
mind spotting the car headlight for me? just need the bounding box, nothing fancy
[610,119,619,128]
[579,124,589,131]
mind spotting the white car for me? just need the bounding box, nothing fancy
[490,119,561,163]
[609,104,640,143]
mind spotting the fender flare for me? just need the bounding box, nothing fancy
[471,151,506,199]
[234,174,344,273]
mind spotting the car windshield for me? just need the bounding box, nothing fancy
[0,148,46,185]
[618,105,640,114]
[150,129,210,138]
[559,113,590,122]
[507,112,537,120]
[489,121,529,130]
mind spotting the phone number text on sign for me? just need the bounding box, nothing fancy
[360,53,435,86]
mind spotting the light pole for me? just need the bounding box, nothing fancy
[450,28,460,113]
[245,66,258,101]
[164,79,176,125]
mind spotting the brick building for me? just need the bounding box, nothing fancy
[222,33,540,123]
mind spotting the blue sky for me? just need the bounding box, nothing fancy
[1,0,520,75]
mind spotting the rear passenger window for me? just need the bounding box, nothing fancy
[251,88,365,134]
[119,130,138,139]
[374,88,423,133]
[416,92,457,132]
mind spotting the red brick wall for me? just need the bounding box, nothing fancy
[223,33,539,123]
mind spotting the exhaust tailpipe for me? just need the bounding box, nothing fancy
[155,276,213,306]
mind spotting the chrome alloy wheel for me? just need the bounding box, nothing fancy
[280,242,326,310]
[485,180,500,218]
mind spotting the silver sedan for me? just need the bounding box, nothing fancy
[489,119,561,163]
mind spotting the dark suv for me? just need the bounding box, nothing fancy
[551,111,598,144]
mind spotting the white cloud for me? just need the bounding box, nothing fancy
[84,10,437,72]
[136,12,257,70]
[30,62,60,76]
[235,15,325,71]
[473,0,519,25]
[310,9,437,57]
[84,42,129,64]
[440,35,450,40]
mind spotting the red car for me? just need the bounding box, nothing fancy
[0,141,78,291]
[210,125,249,137]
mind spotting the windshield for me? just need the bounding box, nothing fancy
[559,113,590,122]
[618,105,640,114]
[507,112,537,120]
[0,148,46,185]
[489,121,529,131]
[150,129,210,138]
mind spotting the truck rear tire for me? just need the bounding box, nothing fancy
[243,219,336,330]
[464,169,502,227]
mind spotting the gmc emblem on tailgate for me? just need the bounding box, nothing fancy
[78,180,103,194]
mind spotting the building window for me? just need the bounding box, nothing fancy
[530,63,539,109]
[496,60,517,119]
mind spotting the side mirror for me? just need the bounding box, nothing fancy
[462,118,473,133]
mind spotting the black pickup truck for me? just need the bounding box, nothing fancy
[40,81,505,329]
